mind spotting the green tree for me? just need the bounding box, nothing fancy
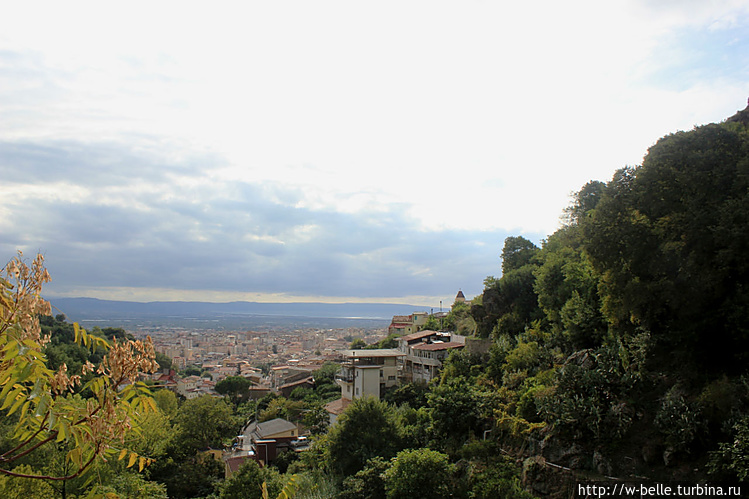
[440,349,486,383]
[428,378,483,450]
[150,455,224,499]
[153,388,179,419]
[500,236,539,275]
[442,300,476,335]
[216,375,254,404]
[464,454,536,499]
[326,397,403,478]
[312,363,342,402]
[563,180,605,225]
[710,416,749,481]
[173,395,239,452]
[349,338,367,349]
[384,448,452,499]
[419,315,441,331]
[219,460,283,499]
[301,402,330,435]
[383,382,429,408]
[155,351,173,371]
[366,334,401,350]
[583,122,749,371]
[339,456,389,499]
[0,465,56,498]
[258,397,306,423]
[95,471,169,499]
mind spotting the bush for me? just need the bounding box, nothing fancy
[655,386,704,453]
[384,448,452,499]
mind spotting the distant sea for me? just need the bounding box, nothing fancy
[48,297,434,332]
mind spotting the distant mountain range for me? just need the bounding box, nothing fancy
[48,297,435,327]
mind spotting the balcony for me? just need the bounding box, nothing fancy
[335,368,354,383]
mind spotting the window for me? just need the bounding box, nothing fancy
[388,375,395,381]
[356,387,359,396]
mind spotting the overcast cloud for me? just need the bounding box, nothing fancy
[1,1,748,305]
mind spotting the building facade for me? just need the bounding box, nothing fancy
[398,330,466,384]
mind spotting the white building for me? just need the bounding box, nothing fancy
[325,348,404,425]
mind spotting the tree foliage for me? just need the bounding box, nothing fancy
[219,459,284,499]
[582,123,749,371]
[0,252,159,481]
[216,375,253,404]
[325,397,403,478]
[383,448,452,499]
[173,395,239,453]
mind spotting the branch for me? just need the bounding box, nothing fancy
[0,431,58,464]
[0,413,50,460]
[2,396,104,464]
[0,451,97,481]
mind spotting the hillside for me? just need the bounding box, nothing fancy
[462,104,749,491]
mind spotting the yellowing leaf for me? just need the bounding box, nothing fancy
[127,452,137,468]
[118,448,128,461]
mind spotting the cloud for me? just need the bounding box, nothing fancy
[0,140,529,303]
[1,1,748,303]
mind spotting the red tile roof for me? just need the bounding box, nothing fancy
[226,455,253,474]
[324,397,352,416]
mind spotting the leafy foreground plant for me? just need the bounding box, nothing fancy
[0,252,159,480]
[263,473,297,499]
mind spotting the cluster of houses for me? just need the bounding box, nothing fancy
[159,292,487,477]
[324,326,489,424]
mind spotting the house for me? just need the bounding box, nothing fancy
[270,365,316,391]
[387,312,429,336]
[336,348,403,396]
[277,376,315,398]
[323,397,352,426]
[325,348,404,425]
[398,330,466,384]
[247,418,299,463]
[176,375,218,399]
[176,375,202,398]
[153,369,178,391]
[223,417,306,476]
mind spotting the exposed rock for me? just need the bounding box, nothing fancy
[564,349,596,369]
[663,446,675,467]
[593,449,612,476]
[725,103,749,127]
[521,456,549,496]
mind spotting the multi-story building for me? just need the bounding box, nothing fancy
[398,330,466,384]
[325,348,404,424]
[335,349,403,397]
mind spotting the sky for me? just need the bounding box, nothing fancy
[1,1,748,306]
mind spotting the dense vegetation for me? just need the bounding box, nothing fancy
[464,107,749,487]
